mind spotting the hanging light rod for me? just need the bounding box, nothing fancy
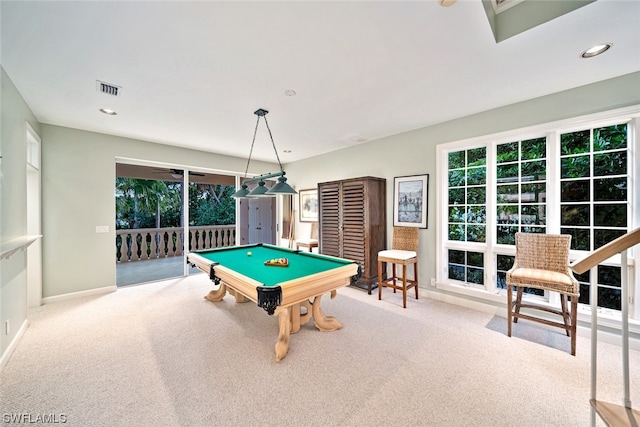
[232,109,297,198]
[242,171,286,183]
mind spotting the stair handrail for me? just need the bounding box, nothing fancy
[570,226,640,426]
[571,227,640,274]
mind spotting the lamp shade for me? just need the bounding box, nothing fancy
[232,184,250,198]
[247,180,273,197]
[266,176,297,195]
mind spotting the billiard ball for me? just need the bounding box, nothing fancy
[247,251,252,256]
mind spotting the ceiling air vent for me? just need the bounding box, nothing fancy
[96,80,121,96]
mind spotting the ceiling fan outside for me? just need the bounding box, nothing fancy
[169,169,205,178]
[117,163,234,185]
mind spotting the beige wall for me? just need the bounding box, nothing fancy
[285,71,640,301]
[1,67,41,357]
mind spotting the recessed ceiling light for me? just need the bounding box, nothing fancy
[580,43,612,59]
[100,108,117,115]
[284,89,296,97]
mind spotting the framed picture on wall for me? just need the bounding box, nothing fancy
[393,174,429,228]
[299,188,318,222]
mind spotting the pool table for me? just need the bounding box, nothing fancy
[187,243,360,361]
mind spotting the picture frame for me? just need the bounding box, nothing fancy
[299,188,318,222]
[393,174,429,228]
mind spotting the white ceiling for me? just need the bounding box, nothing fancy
[2,0,639,164]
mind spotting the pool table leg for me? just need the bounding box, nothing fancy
[273,292,343,361]
[311,293,343,332]
[275,306,291,362]
[227,288,250,303]
[290,301,312,334]
[204,283,227,302]
[205,284,250,303]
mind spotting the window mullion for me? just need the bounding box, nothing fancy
[546,131,561,234]
[486,143,496,292]
[631,117,639,320]
[547,130,561,306]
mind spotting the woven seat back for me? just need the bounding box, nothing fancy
[514,232,571,273]
[392,227,419,252]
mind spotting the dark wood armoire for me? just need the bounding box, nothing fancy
[317,176,386,294]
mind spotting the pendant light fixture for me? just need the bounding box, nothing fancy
[232,109,297,198]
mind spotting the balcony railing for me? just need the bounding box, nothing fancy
[116,225,236,262]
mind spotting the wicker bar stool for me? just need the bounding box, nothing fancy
[377,227,419,308]
[506,232,580,355]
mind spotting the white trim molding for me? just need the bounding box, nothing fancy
[0,319,29,373]
[42,285,116,305]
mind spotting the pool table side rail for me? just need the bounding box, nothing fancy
[275,262,359,306]
[187,251,266,307]
[187,251,358,309]
[193,243,358,266]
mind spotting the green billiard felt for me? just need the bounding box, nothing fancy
[195,244,353,287]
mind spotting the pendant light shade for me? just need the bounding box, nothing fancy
[247,180,272,197]
[266,174,296,195]
[232,184,250,198]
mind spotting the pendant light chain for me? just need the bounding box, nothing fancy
[262,114,285,173]
[242,114,262,179]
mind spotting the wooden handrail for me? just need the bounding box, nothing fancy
[1,235,42,261]
[571,227,640,274]
[569,226,640,426]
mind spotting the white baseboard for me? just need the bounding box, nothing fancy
[425,288,504,316]
[0,319,29,373]
[42,285,116,305]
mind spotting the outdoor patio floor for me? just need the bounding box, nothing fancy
[116,256,203,287]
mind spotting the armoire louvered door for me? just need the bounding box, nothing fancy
[318,177,386,294]
[318,182,341,257]
[341,180,366,266]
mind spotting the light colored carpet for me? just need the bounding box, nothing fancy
[1,275,636,426]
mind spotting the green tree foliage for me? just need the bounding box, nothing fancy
[115,178,169,229]
[115,178,235,229]
[188,184,235,226]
